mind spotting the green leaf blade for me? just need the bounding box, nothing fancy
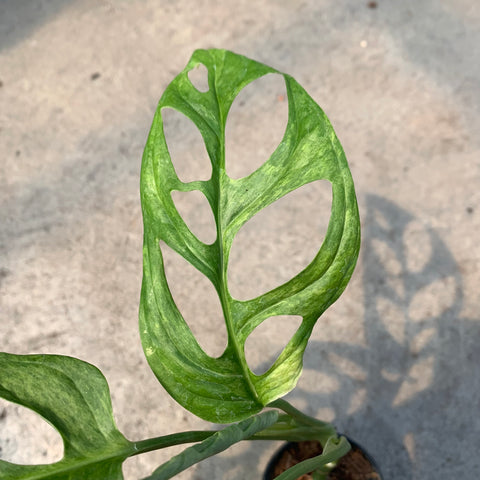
[0,353,133,480]
[140,48,360,423]
[0,458,125,480]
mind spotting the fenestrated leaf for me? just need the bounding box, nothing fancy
[142,410,278,480]
[0,353,134,480]
[140,48,360,423]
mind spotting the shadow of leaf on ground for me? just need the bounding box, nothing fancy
[194,194,479,479]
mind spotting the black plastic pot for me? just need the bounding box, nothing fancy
[263,436,383,479]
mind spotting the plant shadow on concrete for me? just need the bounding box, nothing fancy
[197,194,479,479]
[0,0,77,52]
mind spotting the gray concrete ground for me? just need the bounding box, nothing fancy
[1,1,479,478]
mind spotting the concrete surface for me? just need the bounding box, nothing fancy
[1,1,479,478]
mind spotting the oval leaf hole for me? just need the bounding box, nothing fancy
[0,398,64,464]
[161,241,227,357]
[228,180,332,300]
[225,73,288,179]
[162,107,211,182]
[376,297,406,344]
[371,238,402,276]
[408,276,457,322]
[393,355,435,406]
[188,63,209,92]
[171,190,217,244]
[403,220,432,273]
[245,315,302,375]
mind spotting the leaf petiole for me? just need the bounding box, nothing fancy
[132,403,336,456]
[131,431,216,456]
[273,435,351,480]
[268,399,336,431]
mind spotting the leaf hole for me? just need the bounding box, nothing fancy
[0,398,64,464]
[225,73,288,179]
[160,241,227,357]
[228,180,332,300]
[187,63,209,93]
[347,388,367,416]
[410,327,437,356]
[371,238,402,276]
[327,352,367,382]
[372,207,391,231]
[301,371,341,395]
[161,107,211,182]
[403,220,432,273]
[408,276,457,322]
[244,315,302,375]
[376,297,406,344]
[392,355,434,406]
[171,190,217,244]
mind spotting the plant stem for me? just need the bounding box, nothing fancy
[131,431,216,456]
[273,436,351,480]
[268,399,336,431]
[131,401,341,460]
[251,425,335,443]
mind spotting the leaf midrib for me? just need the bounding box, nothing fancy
[211,69,259,404]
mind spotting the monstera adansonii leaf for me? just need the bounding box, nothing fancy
[139,49,360,424]
[0,353,133,480]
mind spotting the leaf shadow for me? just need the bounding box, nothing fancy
[0,0,78,53]
[195,194,479,479]
[292,194,479,479]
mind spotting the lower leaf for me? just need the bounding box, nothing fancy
[0,353,134,480]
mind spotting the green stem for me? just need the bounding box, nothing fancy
[131,423,336,459]
[251,425,336,443]
[268,399,336,431]
[274,435,351,480]
[130,401,340,462]
[132,431,216,456]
